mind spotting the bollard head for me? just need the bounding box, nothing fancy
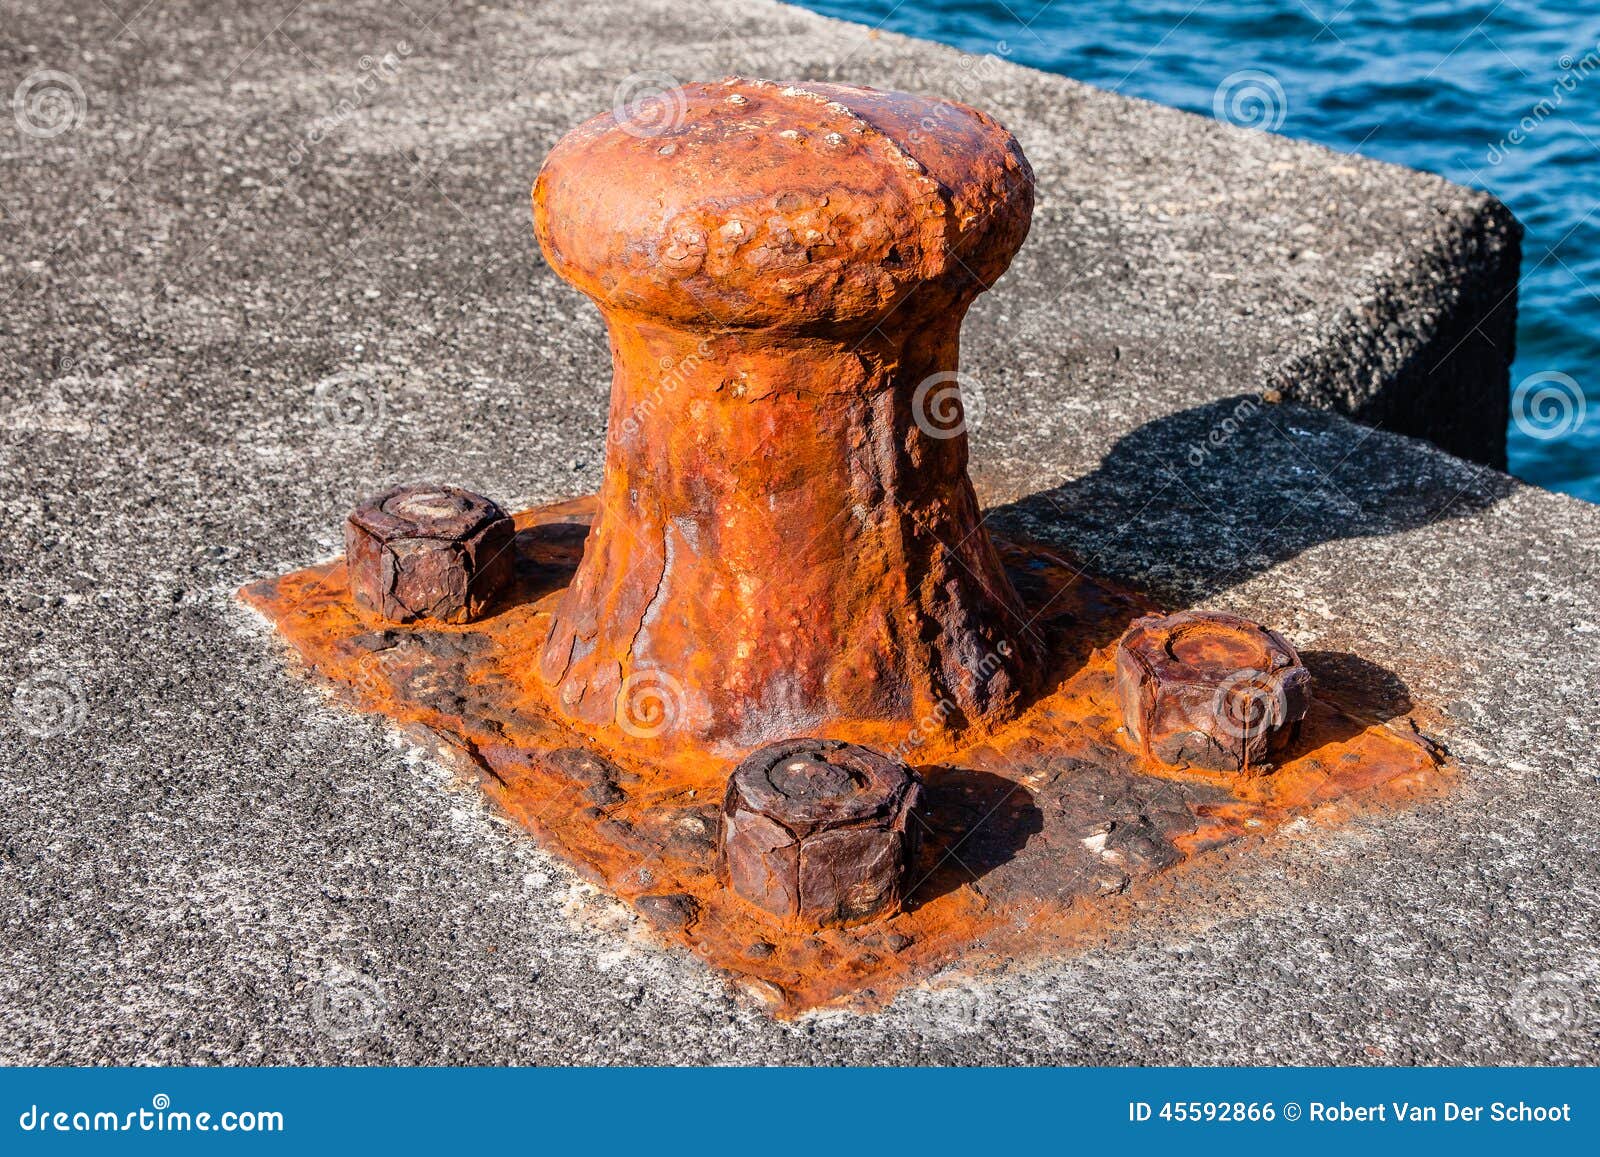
[721,738,923,928]
[344,484,514,624]
[1114,611,1312,773]
[533,76,1034,332]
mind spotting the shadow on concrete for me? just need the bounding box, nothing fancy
[1301,649,1414,723]
[905,766,1043,909]
[506,519,588,604]
[988,396,1514,607]
[1287,648,1417,758]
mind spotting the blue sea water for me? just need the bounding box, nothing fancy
[799,0,1600,501]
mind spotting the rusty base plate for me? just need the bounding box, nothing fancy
[241,497,1448,1016]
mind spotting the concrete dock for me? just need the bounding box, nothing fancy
[2,0,1595,1063]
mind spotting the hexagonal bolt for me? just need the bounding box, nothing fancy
[344,484,514,624]
[1114,611,1312,772]
[721,739,923,929]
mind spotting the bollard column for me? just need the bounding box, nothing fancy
[531,77,1038,746]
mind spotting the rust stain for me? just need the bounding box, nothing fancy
[241,496,1449,1017]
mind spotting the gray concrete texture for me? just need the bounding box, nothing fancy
[0,0,1595,1064]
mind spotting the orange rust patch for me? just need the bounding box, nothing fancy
[241,496,1449,1016]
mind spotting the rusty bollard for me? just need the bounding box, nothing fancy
[722,739,923,928]
[531,77,1036,746]
[345,484,514,624]
[1114,611,1312,773]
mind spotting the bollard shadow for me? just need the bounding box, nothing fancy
[1288,648,1416,758]
[987,396,1513,609]
[1299,649,1414,723]
[506,518,589,603]
[904,766,1043,909]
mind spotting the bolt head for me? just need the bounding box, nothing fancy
[344,484,514,624]
[721,738,922,928]
[1114,611,1312,772]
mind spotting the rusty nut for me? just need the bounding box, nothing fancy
[721,739,922,929]
[344,484,514,624]
[1114,610,1312,773]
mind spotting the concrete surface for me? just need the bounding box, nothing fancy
[1,0,1594,1064]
